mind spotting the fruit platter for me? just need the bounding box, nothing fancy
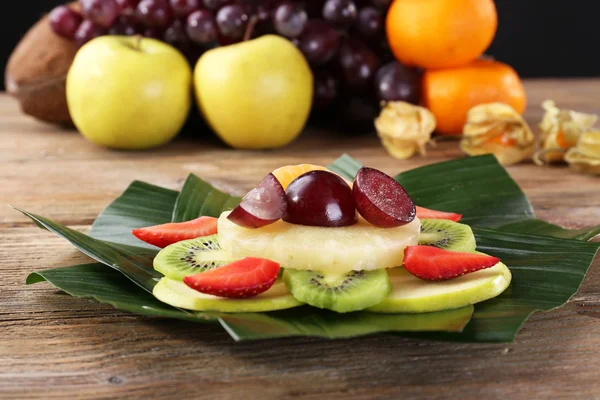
[21,154,600,341]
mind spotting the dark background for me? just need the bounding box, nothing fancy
[2,0,599,90]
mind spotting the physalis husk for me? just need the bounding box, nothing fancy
[460,102,535,165]
[374,101,436,160]
[564,130,600,175]
[535,100,598,164]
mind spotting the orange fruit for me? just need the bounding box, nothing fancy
[272,164,354,189]
[271,164,328,190]
[422,59,527,135]
[386,0,497,69]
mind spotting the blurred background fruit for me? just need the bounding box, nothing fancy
[5,3,80,125]
[194,35,313,149]
[422,59,526,135]
[8,0,424,134]
[386,0,497,70]
[67,35,192,149]
[6,0,534,145]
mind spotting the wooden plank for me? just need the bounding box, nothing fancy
[1,79,600,399]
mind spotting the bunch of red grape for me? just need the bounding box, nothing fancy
[49,0,420,132]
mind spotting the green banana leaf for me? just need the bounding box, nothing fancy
[26,263,211,322]
[88,181,178,249]
[19,154,600,342]
[395,156,534,228]
[15,207,160,292]
[26,263,473,340]
[495,219,600,241]
[172,174,241,222]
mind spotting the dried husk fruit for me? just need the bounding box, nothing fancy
[5,3,78,125]
[374,101,436,160]
[564,131,600,175]
[460,102,535,165]
[534,100,598,164]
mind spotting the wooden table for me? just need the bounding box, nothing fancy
[2,80,600,399]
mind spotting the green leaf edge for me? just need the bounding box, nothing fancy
[25,264,212,323]
[172,174,241,222]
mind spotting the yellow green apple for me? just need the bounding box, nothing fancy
[66,36,192,150]
[367,262,512,313]
[194,34,313,149]
[153,277,302,312]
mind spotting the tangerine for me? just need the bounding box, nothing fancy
[271,164,328,190]
[386,0,498,69]
[422,59,527,135]
[272,164,354,189]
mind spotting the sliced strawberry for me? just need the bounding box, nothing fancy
[132,216,218,248]
[403,245,500,281]
[416,206,462,222]
[184,257,280,298]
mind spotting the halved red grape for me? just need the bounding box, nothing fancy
[283,171,357,227]
[80,0,119,27]
[49,6,83,39]
[352,167,416,228]
[227,173,287,229]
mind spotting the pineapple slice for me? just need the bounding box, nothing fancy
[218,211,420,274]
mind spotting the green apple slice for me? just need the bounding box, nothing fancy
[153,277,303,313]
[367,262,512,313]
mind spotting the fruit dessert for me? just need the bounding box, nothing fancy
[134,164,511,315]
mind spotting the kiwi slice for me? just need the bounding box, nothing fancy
[153,277,303,312]
[153,235,235,281]
[419,218,477,252]
[282,269,391,313]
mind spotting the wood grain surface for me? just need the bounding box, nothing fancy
[1,80,600,400]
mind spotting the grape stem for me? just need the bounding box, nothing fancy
[243,15,259,42]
